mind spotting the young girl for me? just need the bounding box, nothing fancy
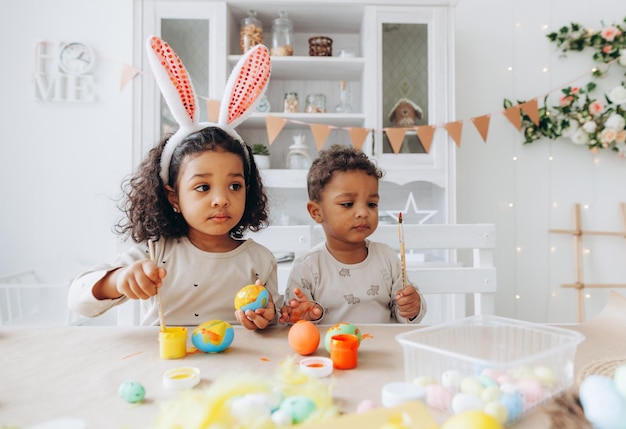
[69,37,277,330]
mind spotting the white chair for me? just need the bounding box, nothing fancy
[314,223,497,324]
[0,270,82,326]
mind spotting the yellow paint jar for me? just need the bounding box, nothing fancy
[159,326,187,359]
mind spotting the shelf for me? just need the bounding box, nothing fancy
[228,55,364,81]
[259,168,308,188]
[242,112,366,128]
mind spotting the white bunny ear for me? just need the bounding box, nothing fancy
[219,44,271,130]
[146,36,198,128]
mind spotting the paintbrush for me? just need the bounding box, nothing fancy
[149,239,167,332]
[398,212,409,323]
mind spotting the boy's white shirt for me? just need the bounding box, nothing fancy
[284,240,426,325]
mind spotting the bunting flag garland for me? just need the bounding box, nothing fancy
[116,51,603,153]
[308,123,333,150]
[415,125,436,153]
[385,128,408,154]
[120,65,140,92]
[471,114,491,143]
[503,105,523,132]
[347,127,370,150]
[444,121,463,148]
[520,99,540,126]
[265,115,287,145]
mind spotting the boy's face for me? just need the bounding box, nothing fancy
[307,170,379,247]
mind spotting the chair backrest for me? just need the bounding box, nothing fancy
[314,223,497,324]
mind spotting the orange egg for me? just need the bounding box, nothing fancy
[288,320,320,356]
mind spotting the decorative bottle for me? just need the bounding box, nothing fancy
[334,80,353,113]
[287,135,312,169]
[271,11,294,56]
[240,10,263,54]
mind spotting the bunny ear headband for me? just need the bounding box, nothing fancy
[146,36,271,184]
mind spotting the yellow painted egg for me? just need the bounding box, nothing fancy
[234,284,270,312]
[441,410,504,429]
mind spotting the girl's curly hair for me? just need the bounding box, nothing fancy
[307,145,383,202]
[115,127,269,242]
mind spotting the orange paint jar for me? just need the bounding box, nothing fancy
[330,333,359,369]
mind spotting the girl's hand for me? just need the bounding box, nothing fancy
[279,287,323,324]
[395,285,421,320]
[235,279,276,331]
[116,259,166,300]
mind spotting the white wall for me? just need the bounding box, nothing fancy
[0,0,134,285]
[455,0,626,322]
[1,0,625,324]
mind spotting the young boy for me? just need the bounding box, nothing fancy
[279,145,426,325]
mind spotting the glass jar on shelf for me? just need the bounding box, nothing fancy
[287,135,312,169]
[271,11,293,56]
[284,92,299,113]
[334,81,353,113]
[305,93,326,113]
[240,10,263,54]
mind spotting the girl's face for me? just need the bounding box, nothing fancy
[307,170,379,249]
[167,148,246,249]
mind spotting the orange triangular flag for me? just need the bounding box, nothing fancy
[471,115,491,143]
[309,124,332,151]
[503,105,522,132]
[385,128,407,154]
[415,125,436,153]
[520,99,540,126]
[120,65,140,92]
[206,99,220,122]
[347,127,370,150]
[265,115,287,145]
[444,121,463,148]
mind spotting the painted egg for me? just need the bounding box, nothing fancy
[425,384,453,411]
[499,391,524,423]
[442,370,463,392]
[451,392,484,414]
[516,379,544,407]
[191,320,234,353]
[324,322,362,353]
[441,410,504,429]
[118,380,145,403]
[483,401,508,424]
[279,396,317,424]
[580,374,626,429]
[234,284,270,312]
[288,320,320,355]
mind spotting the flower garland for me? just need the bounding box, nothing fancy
[504,17,626,156]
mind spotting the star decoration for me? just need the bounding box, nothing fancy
[385,192,438,224]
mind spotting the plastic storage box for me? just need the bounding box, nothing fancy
[396,315,584,424]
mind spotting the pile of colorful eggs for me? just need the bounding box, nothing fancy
[413,365,557,425]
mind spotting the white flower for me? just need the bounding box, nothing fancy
[561,119,579,138]
[600,128,617,144]
[608,85,626,105]
[605,113,626,131]
[582,121,597,133]
[571,128,590,145]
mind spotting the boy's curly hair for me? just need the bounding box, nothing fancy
[307,145,384,202]
[115,127,269,242]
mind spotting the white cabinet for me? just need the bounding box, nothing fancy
[135,0,457,227]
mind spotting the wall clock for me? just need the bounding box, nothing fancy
[59,42,95,75]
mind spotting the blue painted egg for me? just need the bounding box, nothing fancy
[191,320,234,353]
[279,396,317,424]
[580,375,626,429]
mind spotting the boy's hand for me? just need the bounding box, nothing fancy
[279,287,323,324]
[235,279,276,331]
[116,259,166,300]
[395,285,421,320]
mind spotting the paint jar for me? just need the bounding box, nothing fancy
[330,333,359,369]
[159,326,187,359]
